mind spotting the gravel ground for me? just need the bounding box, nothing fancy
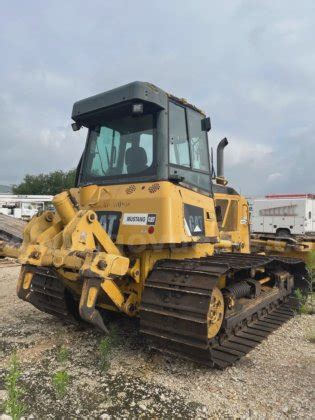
[0,265,314,419]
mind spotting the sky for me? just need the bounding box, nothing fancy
[0,0,314,195]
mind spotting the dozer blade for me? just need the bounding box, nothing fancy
[79,278,109,333]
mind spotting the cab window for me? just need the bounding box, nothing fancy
[169,102,190,167]
[81,113,155,180]
[187,109,209,172]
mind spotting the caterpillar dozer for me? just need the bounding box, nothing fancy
[0,82,306,368]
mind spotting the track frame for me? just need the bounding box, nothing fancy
[140,254,301,368]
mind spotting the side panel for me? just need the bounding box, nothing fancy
[72,181,219,246]
[214,193,250,252]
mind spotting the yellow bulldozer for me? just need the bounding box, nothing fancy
[0,82,307,368]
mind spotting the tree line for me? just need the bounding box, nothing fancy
[12,169,76,195]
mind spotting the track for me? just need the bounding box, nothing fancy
[19,265,79,320]
[140,254,302,368]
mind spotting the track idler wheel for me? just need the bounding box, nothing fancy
[79,278,108,333]
[207,287,225,339]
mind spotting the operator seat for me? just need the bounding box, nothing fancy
[125,145,148,174]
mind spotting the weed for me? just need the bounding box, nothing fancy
[108,324,123,347]
[52,344,70,398]
[306,251,315,313]
[295,290,315,315]
[4,352,25,420]
[295,251,315,314]
[294,288,307,312]
[99,337,111,372]
[57,345,70,364]
[99,325,122,372]
[53,370,70,398]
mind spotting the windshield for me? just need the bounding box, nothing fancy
[81,113,156,182]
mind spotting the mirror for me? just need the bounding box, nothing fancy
[201,117,211,132]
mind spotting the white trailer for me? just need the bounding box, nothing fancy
[251,194,315,237]
[0,195,53,221]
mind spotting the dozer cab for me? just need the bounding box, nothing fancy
[0,82,306,368]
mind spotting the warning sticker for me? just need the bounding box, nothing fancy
[122,213,157,226]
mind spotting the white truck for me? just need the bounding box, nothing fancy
[251,194,315,237]
[0,195,53,221]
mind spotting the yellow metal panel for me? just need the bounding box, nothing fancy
[214,192,250,253]
[101,279,125,309]
[87,287,98,308]
[72,181,219,246]
[23,272,33,290]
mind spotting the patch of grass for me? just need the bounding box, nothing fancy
[52,345,71,398]
[295,290,315,315]
[295,288,307,313]
[53,370,70,398]
[57,345,70,364]
[99,325,122,372]
[99,338,111,372]
[4,352,25,420]
[108,324,123,347]
[295,251,315,314]
[306,251,315,313]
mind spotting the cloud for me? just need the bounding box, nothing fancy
[225,138,273,166]
[267,172,283,182]
[0,0,314,197]
[39,128,67,148]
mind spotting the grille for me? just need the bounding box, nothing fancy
[148,184,160,193]
[126,185,136,194]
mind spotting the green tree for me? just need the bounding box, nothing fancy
[12,169,76,195]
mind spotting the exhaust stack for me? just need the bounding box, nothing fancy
[216,138,228,185]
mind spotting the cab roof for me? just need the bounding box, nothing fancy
[72,81,205,122]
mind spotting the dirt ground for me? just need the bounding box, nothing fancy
[0,265,314,419]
